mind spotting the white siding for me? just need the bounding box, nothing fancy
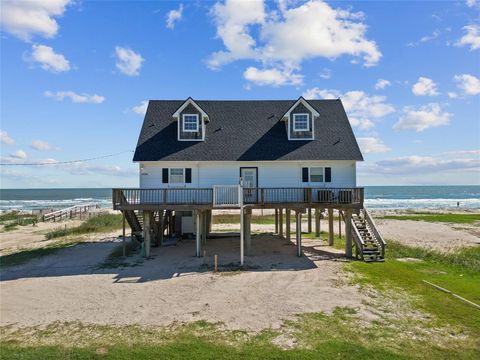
[140,161,356,188]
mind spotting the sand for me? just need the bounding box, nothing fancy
[0,235,371,331]
[1,208,478,331]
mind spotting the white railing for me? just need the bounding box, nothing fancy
[43,203,99,222]
[213,185,241,207]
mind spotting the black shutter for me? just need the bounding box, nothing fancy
[325,167,331,182]
[185,168,192,183]
[162,168,169,183]
[302,167,309,182]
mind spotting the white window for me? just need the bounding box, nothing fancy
[310,167,324,182]
[169,168,185,183]
[182,114,199,132]
[293,113,309,132]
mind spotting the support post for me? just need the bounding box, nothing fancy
[345,209,353,258]
[328,208,334,246]
[286,209,291,241]
[338,210,342,239]
[308,208,312,233]
[274,209,279,234]
[315,208,320,237]
[296,211,302,257]
[279,208,283,237]
[245,208,252,256]
[122,211,126,257]
[159,211,164,246]
[143,211,151,258]
[240,207,244,266]
[195,210,201,257]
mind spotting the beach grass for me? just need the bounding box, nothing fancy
[213,214,276,225]
[347,241,480,333]
[45,214,123,239]
[0,211,39,231]
[379,213,480,224]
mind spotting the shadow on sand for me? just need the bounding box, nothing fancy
[0,233,347,283]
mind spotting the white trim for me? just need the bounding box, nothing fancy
[292,113,309,132]
[182,114,199,132]
[173,97,208,119]
[281,97,320,120]
[308,166,324,183]
[169,168,185,184]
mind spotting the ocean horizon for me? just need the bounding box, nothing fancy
[0,185,479,211]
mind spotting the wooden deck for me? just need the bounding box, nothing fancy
[112,187,364,211]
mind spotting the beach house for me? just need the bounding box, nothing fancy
[113,97,385,263]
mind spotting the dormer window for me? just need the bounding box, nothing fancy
[183,114,199,132]
[281,97,319,141]
[293,113,309,132]
[173,98,209,141]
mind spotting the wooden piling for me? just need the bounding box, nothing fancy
[308,208,312,233]
[296,211,302,257]
[345,209,353,258]
[315,208,320,237]
[328,208,334,246]
[286,209,291,241]
[279,208,283,237]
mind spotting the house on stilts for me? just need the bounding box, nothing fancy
[112,97,386,263]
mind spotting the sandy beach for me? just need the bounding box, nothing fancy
[1,207,478,331]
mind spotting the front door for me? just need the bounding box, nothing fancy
[240,167,258,203]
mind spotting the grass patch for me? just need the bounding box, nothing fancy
[97,242,142,268]
[347,241,480,336]
[379,213,480,224]
[2,305,478,360]
[45,214,123,240]
[0,211,38,231]
[213,214,276,225]
[0,242,81,268]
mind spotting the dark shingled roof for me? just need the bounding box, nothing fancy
[133,100,363,162]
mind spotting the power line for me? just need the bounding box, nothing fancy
[0,150,134,166]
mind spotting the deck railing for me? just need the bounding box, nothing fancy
[113,187,364,209]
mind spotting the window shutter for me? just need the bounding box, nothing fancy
[302,167,309,182]
[185,168,192,183]
[325,167,331,182]
[162,168,169,183]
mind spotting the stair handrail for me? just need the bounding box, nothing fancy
[363,208,386,258]
[351,217,365,260]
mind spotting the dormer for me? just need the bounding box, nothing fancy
[172,97,209,141]
[281,97,319,141]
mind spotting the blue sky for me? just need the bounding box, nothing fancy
[0,0,479,188]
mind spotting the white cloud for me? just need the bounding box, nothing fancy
[448,92,458,99]
[366,155,480,175]
[208,0,381,86]
[132,100,149,115]
[412,77,439,96]
[394,103,451,132]
[10,149,27,159]
[30,44,70,73]
[115,46,144,76]
[374,79,391,90]
[454,74,480,95]
[243,66,303,86]
[319,68,332,79]
[166,4,184,29]
[357,137,391,154]
[466,0,477,8]
[0,0,71,41]
[303,88,394,129]
[455,25,480,50]
[30,140,57,151]
[407,30,440,47]
[0,130,14,145]
[44,90,105,104]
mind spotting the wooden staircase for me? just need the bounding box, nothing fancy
[351,208,386,262]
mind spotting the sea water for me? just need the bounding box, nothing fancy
[0,186,479,211]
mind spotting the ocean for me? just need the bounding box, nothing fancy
[0,186,479,211]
